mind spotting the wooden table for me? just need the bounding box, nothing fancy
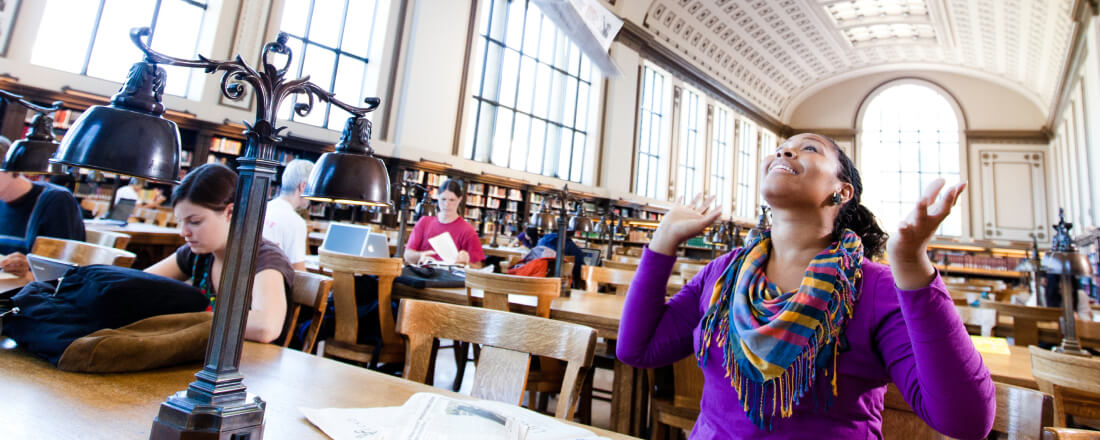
[84,222,184,269]
[482,246,528,259]
[0,342,635,439]
[977,343,1037,389]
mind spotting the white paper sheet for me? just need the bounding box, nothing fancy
[427,232,460,265]
[302,392,609,440]
[0,271,17,280]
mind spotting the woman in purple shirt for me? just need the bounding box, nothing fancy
[617,133,994,439]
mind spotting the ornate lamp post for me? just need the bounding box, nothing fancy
[394,181,431,259]
[1041,209,1092,357]
[54,28,390,439]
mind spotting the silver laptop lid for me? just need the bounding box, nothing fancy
[27,254,77,282]
[321,222,372,257]
[363,233,390,258]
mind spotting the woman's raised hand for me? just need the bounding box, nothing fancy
[887,178,967,289]
[649,193,722,256]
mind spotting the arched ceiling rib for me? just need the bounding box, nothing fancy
[641,0,1075,124]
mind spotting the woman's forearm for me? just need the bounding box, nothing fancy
[887,247,937,291]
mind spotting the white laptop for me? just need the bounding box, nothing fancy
[321,222,390,258]
[27,254,77,282]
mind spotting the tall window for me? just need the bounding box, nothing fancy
[676,87,705,201]
[276,0,392,129]
[463,0,602,184]
[860,82,962,236]
[635,64,670,199]
[31,0,214,99]
[710,105,734,214]
[735,118,758,218]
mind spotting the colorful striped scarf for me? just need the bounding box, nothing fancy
[697,229,863,429]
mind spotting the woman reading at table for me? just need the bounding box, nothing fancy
[146,164,294,343]
[403,178,485,268]
[618,133,994,438]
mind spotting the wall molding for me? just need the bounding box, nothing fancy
[1046,0,1096,134]
[965,130,1051,144]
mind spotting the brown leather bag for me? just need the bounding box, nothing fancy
[57,311,212,373]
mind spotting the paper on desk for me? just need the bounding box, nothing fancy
[302,392,608,440]
[428,232,460,264]
[0,271,16,280]
[969,335,1011,355]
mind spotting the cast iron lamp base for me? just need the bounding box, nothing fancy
[151,392,265,440]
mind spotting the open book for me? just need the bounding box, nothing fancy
[301,392,610,440]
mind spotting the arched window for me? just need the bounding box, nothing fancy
[859,81,964,236]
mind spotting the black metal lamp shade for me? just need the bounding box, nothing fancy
[569,208,593,233]
[2,138,59,174]
[593,216,609,235]
[52,62,181,184]
[303,115,391,207]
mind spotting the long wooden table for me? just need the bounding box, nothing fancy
[0,342,635,439]
[84,221,185,269]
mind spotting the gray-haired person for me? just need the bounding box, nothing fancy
[262,159,314,270]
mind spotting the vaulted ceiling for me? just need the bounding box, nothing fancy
[640,0,1078,124]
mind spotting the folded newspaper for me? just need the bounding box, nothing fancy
[301,392,610,440]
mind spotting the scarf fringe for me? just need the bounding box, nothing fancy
[697,230,862,430]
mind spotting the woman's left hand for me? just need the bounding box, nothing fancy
[886,178,966,290]
[455,250,471,265]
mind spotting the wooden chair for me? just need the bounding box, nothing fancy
[583,265,634,296]
[650,355,705,440]
[317,249,404,369]
[615,255,642,264]
[396,299,597,419]
[1030,346,1100,427]
[281,270,333,354]
[31,237,136,268]
[955,305,998,337]
[83,229,131,250]
[1043,427,1100,439]
[154,210,173,227]
[980,300,1063,347]
[679,263,706,282]
[882,382,1053,440]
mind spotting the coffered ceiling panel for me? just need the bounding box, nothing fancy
[642,0,1075,123]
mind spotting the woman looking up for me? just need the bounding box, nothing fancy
[403,178,485,268]
[617,133,993,438]
[145,163,295,344]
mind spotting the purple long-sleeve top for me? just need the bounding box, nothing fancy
[617,248,995,439]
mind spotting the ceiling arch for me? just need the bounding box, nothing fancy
[639,0,1076,124]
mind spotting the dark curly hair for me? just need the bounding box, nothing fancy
[821,136,888,258]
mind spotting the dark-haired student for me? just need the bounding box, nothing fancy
[0,137,85,279]
[403,178,485,268]
[617,133,994,438]
[145,163,294,343]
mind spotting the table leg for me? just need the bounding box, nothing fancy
[611,359,634,434]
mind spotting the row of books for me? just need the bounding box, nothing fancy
[933,253,1024,272]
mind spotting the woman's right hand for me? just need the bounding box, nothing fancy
[648,193,721,256]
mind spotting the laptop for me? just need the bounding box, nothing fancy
[27,254,77,282]
[321,222,390,258]
[580,247,602,267]
[86,198,136,227]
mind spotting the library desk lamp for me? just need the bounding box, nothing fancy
[54,27,391,440]
[393,180,432,259]
[1041,208,1092,357]
[0,89,64,174]
[568,203,593,235]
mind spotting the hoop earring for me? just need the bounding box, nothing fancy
[831,192,843,205]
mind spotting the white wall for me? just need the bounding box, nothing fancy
[788,70,1047,131]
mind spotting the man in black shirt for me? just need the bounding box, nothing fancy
[0,138,85,278]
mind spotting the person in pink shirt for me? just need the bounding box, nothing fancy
[404,178,485,267]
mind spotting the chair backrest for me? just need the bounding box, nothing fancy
[396,299,597,419]
[31,237,136,268]
[882,382,1053,440]
[154,210,173,227]
[615,255,641,264]
[603,260,638,271]
[583,265,634,296]
[83,229,131,250]
[464,270,560,318]
[1029,346,1100,427]
[955,305,997,337]
[672,355,705,410]
[980,300,1063,347]
[1042,427,1100,439]
[317,250,404,363]
[679,263,706,282]
[282,270,333,354]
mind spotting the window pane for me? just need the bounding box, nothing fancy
[85,0,157,82]
[296,46,337,127]
[153,0,206,97]
[327,55,367,128]
[280,0,311,37]
[308,0,345,48]
[32,0,100,73]
[342,0,378,57]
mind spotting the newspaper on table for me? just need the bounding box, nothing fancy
[301,392,610,440]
